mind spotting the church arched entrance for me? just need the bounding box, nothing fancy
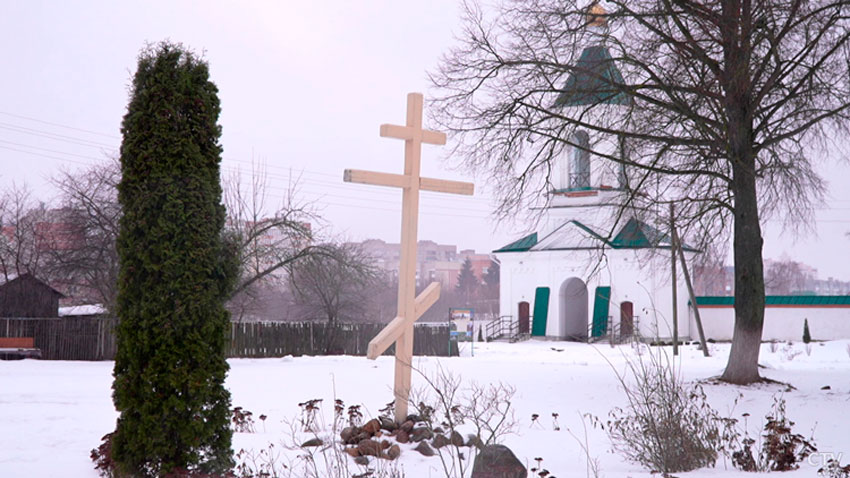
[559,277,588,340]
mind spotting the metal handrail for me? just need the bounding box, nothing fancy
[484,315,531,342]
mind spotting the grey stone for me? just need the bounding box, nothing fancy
[340,426,357,443]
[385,444,401,460]
[380,417,397,431]
[400,420,415,433]
[432,434,451,448]
[450,430,465,447]
[411,427,434,442]
[300,437,323,447]
[466,434,484,449]
[357,439,382,457]
[414,441,435,457]
[471,444,526,478]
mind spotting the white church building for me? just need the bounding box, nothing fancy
[493,11,697,342]
[493,3,850,343]
[494,196,697,342]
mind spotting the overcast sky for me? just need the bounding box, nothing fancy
[1,1,848,280]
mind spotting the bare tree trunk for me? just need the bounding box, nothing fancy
[719,3,766,384]
[721,144,766,384]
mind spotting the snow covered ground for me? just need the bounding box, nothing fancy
[1,339,849,477]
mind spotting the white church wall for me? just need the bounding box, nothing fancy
[689,306,850,341]
[497,247,694,340]
[604,251,693,341]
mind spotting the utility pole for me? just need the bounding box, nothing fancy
[672,223,710,357]
[670,203,678,356]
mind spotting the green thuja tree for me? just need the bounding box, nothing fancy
[803,319,812,344]
[456,257,479,305]
[112,42,234,477]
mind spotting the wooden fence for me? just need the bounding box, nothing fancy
[0,318,453,361]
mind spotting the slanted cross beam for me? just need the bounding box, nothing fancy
[343,92,473,422]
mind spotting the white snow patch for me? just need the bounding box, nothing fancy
[1,340,849,477]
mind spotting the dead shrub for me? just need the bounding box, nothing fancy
[731,396,817,472]
[606,351,738,474]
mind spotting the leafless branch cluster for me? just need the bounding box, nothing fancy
[286,242,384,325]
[1,159,363,319]
[49,159,122,312]
[431,0,850,383]
[0,184,50,283]
[431,0,849,246]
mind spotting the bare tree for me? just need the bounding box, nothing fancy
[764,257,813,295]
[431,0,850,383]
[34,159,327,316]
[0,184,50,283]
[49,160,122,311]
[287,242,382,324]
[223,163,333,320]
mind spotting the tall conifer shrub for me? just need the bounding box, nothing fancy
[112,42,233,477]
[803,319,812,344]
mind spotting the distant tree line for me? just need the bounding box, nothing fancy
[0,160,372,319]
[0,164,500,323]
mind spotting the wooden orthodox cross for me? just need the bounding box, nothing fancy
[344,92,474,422]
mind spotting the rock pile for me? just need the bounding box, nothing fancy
[338,415,487,462]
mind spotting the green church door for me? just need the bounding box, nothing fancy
[591,286,611,337]
[531,287,550,336]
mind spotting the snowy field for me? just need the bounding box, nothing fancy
[2,339,849,477]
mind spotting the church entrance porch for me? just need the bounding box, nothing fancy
[559,277,588,340]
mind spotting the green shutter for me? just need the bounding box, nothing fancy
[591,286,612,337]
[532,287,550,336]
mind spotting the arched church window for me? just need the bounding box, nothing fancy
[570,130,591,189]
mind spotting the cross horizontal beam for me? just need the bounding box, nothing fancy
[366,282,441,359]
[344,169,474,196]
[380,124,446,145]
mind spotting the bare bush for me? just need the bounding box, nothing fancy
[732,396,817,472]
[411,365,518,478]
[819,458,850,478]
[564,413,603,478]
[606,351,738,474]
[233,397,404,478]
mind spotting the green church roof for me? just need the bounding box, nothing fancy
[493,232,538,252]
[494,218,698,253]
[609,217,659,248]
[695,296,850,306]
[554,45,630,107]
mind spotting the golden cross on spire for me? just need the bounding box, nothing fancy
[587,2,608,28]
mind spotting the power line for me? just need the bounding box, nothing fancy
[2,140,848,222]
[0,111,121,139]
[0,119,499,210]
[0,122,116,149]
[0,139,111,163]
[1,111,848,222]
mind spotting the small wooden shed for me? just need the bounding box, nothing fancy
[0,274,64,317]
